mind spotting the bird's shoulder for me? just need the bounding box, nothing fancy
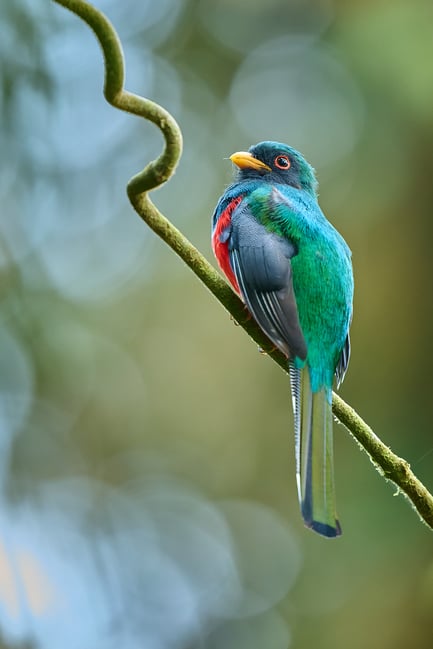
[247,183,315,214]
[239,183,322,242]
[213,180,342,248]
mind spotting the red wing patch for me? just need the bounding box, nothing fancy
[212,196,242,294]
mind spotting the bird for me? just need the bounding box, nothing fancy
[211,141,354,538]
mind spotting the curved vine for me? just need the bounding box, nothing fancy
[52,0,433,532]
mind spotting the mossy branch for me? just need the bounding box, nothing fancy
[53,0,433,532]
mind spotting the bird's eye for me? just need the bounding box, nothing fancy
[274,155,291,170]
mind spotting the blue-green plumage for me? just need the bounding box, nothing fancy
[212,141,354,538]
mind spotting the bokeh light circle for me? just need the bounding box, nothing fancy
[229,36,364,167]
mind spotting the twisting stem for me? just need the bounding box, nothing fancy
[53,0,433,532]
[53,0,182,190]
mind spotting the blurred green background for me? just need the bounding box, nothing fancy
[0,0,432,647]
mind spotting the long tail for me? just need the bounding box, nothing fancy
[289,364,341,538]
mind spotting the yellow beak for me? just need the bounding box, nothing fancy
[229,151,272,172]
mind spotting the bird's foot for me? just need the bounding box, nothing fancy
[257,344,279,356]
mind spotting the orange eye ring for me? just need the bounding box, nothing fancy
[274,155,291,170]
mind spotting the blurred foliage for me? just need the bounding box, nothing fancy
[0,0,432,648]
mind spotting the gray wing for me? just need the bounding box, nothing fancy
[228,201,307,360]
